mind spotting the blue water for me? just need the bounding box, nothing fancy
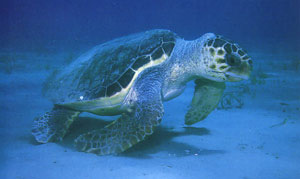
[1,0,300,178]
[1,0,299,51]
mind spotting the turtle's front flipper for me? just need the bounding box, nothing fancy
[32,106,80,143]
[75,70,164,155]
[185,79,225,125]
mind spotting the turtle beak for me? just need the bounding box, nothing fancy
[225,60,252,82]
[225,72,249,82]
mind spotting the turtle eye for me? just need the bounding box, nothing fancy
[226,53,241,67]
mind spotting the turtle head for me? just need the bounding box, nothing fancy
[202,35,252,82]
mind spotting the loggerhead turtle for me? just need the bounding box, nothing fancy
[32,29,252,155]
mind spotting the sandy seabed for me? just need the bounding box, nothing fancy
[0,50,299,179]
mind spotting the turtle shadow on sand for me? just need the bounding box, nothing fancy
[122,126,225,159]
[54,117,225,159]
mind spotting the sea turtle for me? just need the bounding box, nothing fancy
[32,29,252,155]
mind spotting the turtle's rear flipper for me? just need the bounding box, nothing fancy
[75,69,163,155]
[32,106,80,143]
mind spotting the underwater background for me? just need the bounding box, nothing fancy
[1,0,299,178]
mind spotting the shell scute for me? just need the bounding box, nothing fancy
[117,68,135,89]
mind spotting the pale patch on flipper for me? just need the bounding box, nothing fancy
[185,79,225,125]
[32,106,80,143]
[74,68,164,155]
